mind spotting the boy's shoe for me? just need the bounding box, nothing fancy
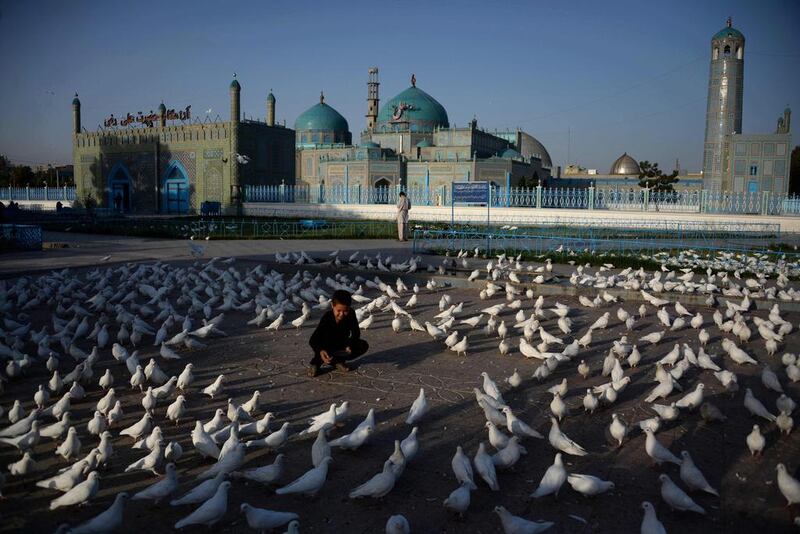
[335,362,351,373]
[307,364,320,377]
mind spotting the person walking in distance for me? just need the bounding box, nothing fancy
[396,191,411,241]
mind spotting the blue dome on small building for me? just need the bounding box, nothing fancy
[72,93,80,106]
[295,93,352,147]
[360,141,380,148]
[416,139,433,147]
[500,148,521,159]
[713,25,744,41]
[376,80,449,133]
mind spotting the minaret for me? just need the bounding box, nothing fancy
[366,67,379,131]
[702,17,745,190]
[266,89,275,126]
[230,74,241,123]
[158,102,167,127]
[72,93,81,134]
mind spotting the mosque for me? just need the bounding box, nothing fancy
[70,19,791,214]
[293,69,551,201]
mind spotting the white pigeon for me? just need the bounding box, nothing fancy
[474,442,500,491]
[744,388,776,421]
[659,473,705,514]
[451,446,477,489]
[405,388,428,425]
[50,471,100,510]
[240,503,299,532]
[349,459,397,499]
[494,505,554,534]
[679,451,719,496]
[385,515,411,534]
[170,472,227,506]
[567,473,615,496]
[645,429,682,466]
[530,452,567,498]
[232,454,285,485]
[174,480,231,529]
[202,375,225,399]
[776,463,800,506]
[132,462,179,503]
[548,417,587,456]
[275,457,333,496]
[60,492,129,534]
[640,501,667,534]
[502,407,542,439]
[443,482,472,516]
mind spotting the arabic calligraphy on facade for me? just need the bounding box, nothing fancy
[103,106,192,128]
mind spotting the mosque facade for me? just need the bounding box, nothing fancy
[294,71,552,200]
[71,77,295,214]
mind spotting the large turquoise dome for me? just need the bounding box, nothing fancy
[294,101,349,132]
[376,84,449,132]
[713,25,744,41]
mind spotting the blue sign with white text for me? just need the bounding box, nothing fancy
[452,181,489,204]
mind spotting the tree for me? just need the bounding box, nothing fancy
[790,145,800,196]
[10,165,34,187]
[0,155,9,187]
[637,160,679,192]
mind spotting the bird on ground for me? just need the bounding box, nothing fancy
[349,459,397,499]
[275,457,333,497]
[640,501,667,534]
[170,472,227,506]
[679,451,719,496]
[659,474,706,514]
[451,446,477,489]
[240,503,299,532]
[132,463,179,503]
[474,442,499,491]
[530,452,567,498]
[406,388,428,425]
[494,505,554,534]
[645,429,682,466]
[57,492,129,534]
[443,483,473,517]
[50,471,100,510]
[776,463,800,506]
[548,417,587,456]
[174,481,231,529]
[567,473,615,497]
[232,454,285,485]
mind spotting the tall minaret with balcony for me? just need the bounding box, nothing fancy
[366,67,379,132]
[702,17,745,190]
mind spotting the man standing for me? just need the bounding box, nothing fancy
[396,191,411,241]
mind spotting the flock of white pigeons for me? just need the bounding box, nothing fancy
[0,244,798,533]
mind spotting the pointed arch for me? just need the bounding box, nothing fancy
[162,160,190,214]
[107,162,133,212]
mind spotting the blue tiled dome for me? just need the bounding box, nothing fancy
[294,102,349,133]
[713,25,744,41]
[416,139,433,147]
[377,84,449,132]
[72,93,80,106]
[500,148,521,159]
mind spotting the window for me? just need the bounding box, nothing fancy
[735,143,747,156]
[723,45,731,56]
[776,143,786,156]
[774,160,786,176]
[763,143,775,156]
[734,159,745,174]
[749,165,758,176]
[751,143,761,156]
[713,47,719,60]
[763,160,773,176]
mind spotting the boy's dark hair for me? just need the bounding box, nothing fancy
[331,290,352,307]
[399,191,406,196]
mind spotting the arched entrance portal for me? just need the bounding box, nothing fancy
[162,161,190,214]
[374,178,391,204]
[107,163,132,213]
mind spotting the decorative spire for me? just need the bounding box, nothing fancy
[726,16,732,28]
[411,74,416,87]
[320,91,325,104]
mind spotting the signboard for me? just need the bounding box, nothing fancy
[452,181,489,204]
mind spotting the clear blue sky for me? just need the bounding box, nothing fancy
[0,0,797,172]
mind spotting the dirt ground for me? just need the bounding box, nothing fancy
[0,257,798,533]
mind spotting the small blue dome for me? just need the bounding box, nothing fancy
[267,91,275,102]
[713,25,744,41]
[230,78,240,90]
[72,93,80,106]
[416,139,433,147]
[500,148,521,159]
[360,141,380,148]
[158,102,166,111]
[294,101,349,133]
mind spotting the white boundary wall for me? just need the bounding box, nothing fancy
[243,202,800,233]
